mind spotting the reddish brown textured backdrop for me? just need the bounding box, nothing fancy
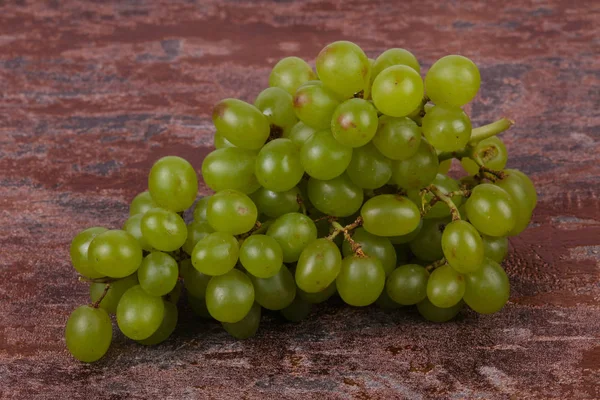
[1,0,599,399]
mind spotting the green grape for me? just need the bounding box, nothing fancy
[207,189,257,235]
[336,255,385,306]
[293,82,341,130]
[193,196,211,222]
[373,116,422,161]
[88,230,142,278]
[255,87,298,137]
[239,234,283,278]
[212,98,270,150]
[89,274,138,315]
[287,121,316,148]
[506,169,537,209]
[137,251,179,297]
[438,159,452,174]
[249,265,296,310]
[386,264,429,305]
[129,191,157,216]
[297,281,337,304]
[180,259,211,298]
[315,41,370,99]
[137,300,178,345]
[201,147,260,194]
[296,238,342,293]
[417,298,462,322]
[426,265,465,308]
[307,175,364,217]
[495,171,534,236]
[342,228,396,276]
[182,220,215,255]
[371,48,420,83]
[465,184,516,237]
[361,194,421,237]
[422,105,472,152]
[375,289,403,310]
[148,156,198,212]
[251,187,300,218]
[346,143,392,189]
[407,174,463,219]
[267,213,318,263]
[214,131,236,149]
[140,208,187,252]
[300,130,352,180]
[191,231,239,276]
[65,305,112,362]
[372,65,424,117]
[460,136,507,175]
[392,139,439,189]
[116,285,165,340]
[188,294,212,319]
[389,220,423,244]
[409,218,447,261]
[482,235,509,263]
[255,138,304,192]
[464,258,510,314]
[206,269,255,323]
[165,281,182,304]
[331,98,378,147]
[222,302,261,339]
[269,56,316,95]
[280,296,312,322]
[425,55,480,107]
[442,220,484,274]
[70,227,108,279]
[123,214,153,251]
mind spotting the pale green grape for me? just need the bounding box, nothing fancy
[207,189,257,235]
[307,175,364,217]
[373,116,422,161]
[386,264,429,305]
[438,159,452,174]
[249,265,296,310]
[182,220,214,255]
[70,227,108,279]
[465,184,516,237]
[266,213,317,262]
[137,300,178,345]
[280,296,312,322]
[255,87,298,137]
[222,302,261,339]
[269,57,316,95]
[212,98,270,150]
[460,137,507,175]
[316,41,370,99]
[250,186,301,218]
[201,147,260,194]
[89,274,138,315]
[214,131,236,149]
[331,98,378,147]
[255,138,304,192]
[65,305,112,362]
[239,234,283,278]
[206,269,255,323]
[482,235,509,263]
[293,82,341,129]
[407,174,463,219]
[506,169,537,209]
[138,251,179,297]
[346,143,392,189]
[342,228,396,276]
[191,231,239,276]
[287,121,316,148]
[116,285,165,340]
[389,219,423,244]
[392,139,439,189]
[129,191,157,216]
[148,156,198,212]
[300,130,352,180]
[123,214,153,251]
[442,220,484,273]
[361,194,421,237]
[417,298,462,322]
[495,171,534,236]
[336,255,385,306]
[422,105,472,152]
[463,258,510,314]
[193,196,211,222]
[371,48,420,83]
[372,65,424,117]
[409,218,447,261]
[180,259,211,298]
[88,230,142,278]
[140,208,187,252]
[426,265,465,308]
[425,55,480,107]
[296,238,342,293]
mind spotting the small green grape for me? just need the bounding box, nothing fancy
[123,214,153,251]
[222,302,261,339]
[316,41,370,99]
[193,196,211,222]
[372,65,424,117]
[191,231,239,276]
[207,189,257,235]
[392,139,439,189]
[251,187,301,218]
[180,259,211,298]
[301,130,352,180]
[206,269,255,323]
[255,138,304,192]
[116,285,165,340]
[249,265,296,310]
[409,218,447,262]
[460,137,507,175]
[336,255,385,307]
[140,208,187,252]
[90,274,138,315]
[331,98,378,147]
[465,184,516,237]
[482,235,509,263]
[70,227,108,279]
[138,252,179,297]
[425,55,480,107]
[442,220,484,274]
[422,105,472,152]
[129,191,158,216]
[293,82,341,130]
[280,296,312,322]
[201,147,260,194]
[255,87,298,137]
[307,175,364,217]
[372,116,422,161]
[407,173,463,219]
[287,121,316,148]
[269,57,316,95]
[239,234,283,278]
[182,220,214,255]
[148,156,198,212]
[65,305,112,362]
[296,238,343,293]
[417,298,462,322]
[386,264,429,305]
[137,300,178,345]
[88,230,143,278]
[438,159,452,174]
[463,258,510,314]
[212,98,270,150]
[371,48,420,83]
[494,171,534,236]
[342,228,396,276]
[506,169,537,209]
[346,143,392,189]
[361,194,421,237]
[267,213,318,263]
[426,265,465,308]
[297,280,337,304]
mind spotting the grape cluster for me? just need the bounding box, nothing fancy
[65,41,537,363]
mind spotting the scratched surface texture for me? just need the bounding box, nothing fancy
[1,0,599,399]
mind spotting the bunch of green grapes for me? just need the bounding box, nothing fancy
[65,41,537,363]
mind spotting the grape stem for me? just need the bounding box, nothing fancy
[78,276,118,284]
[468,117,514,145]
[91,284,111,308]
[328,217,365,257]
[296,194,307,215]
[437,147,471,162]
[425,185,462,221]
[239,221,269,240]
[478,166,506,181]
[426,258,446,272]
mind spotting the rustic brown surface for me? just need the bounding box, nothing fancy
[1,0,599,399]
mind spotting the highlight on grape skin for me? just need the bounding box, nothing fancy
[64,41,536,363]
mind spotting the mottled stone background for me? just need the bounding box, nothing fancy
[0,0,598,399]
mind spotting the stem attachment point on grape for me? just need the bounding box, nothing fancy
[91,284,110,308]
